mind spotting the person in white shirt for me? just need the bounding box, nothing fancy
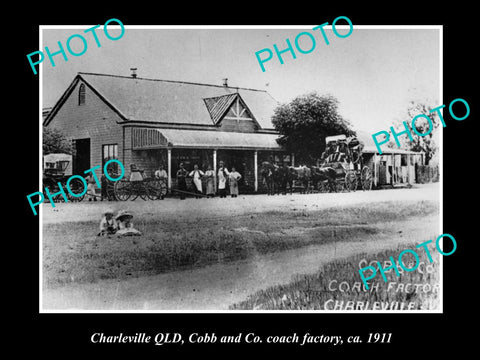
[129,164,143,182]
[115,210,142,236]
[204,165,215,198]
[228,167,242,198]
[154,164,168,200]
[97,209,117,236]
[217,161,229,198]
[189,164,205,198]
[154,164,167,180]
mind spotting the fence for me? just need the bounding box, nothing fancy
[416,165,439,183]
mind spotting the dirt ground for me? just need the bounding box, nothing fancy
[42,183,440,224]
[41,183,441,311]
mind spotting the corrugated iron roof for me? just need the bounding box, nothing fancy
[356,130,423,154]
[363,146,423,155]
[43,153,72,162]
[154,129,282,150]
[203,93,238,123]
[78,73,279,129]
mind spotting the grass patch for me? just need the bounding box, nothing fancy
[229,244,440,310]
[43,200,438,288]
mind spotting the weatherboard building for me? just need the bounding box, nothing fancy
[43,72,290,194]
[43,72,428,194]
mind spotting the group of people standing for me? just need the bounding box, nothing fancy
[174,161,242,199]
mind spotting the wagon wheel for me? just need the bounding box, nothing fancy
[335,179,345,192]
[317,180,330,193]
[147,179,167,200]
[46,185,67,203]
[361,166,373,191]
[344,171,358,192]
[53,193,66,203]
[66,177,86,202]
[145,179,159,200]
[139,182,150,201]
[106,182,116,201]
[114,179,131,201]
[130,182,142,201]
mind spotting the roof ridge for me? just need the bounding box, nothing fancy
[77,72,267,93]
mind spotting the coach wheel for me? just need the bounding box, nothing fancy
[66,177,86,202]
[344,172,358,192]
[114,179,131,201]
[139,182,150,201]
[361,166,373,191]
[317,180,327,193]
[147,180,167,200]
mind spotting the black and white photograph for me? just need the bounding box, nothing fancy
[39,25,443,312]
[13,6,476,354]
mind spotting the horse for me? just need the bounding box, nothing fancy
[260,161,294,195]
[277,165,294,195]
[287,166,313,194]
[260,161,277,195]
[311,165,338,192]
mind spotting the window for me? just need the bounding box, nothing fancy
[78,83,86,105]
[102,144,118,174]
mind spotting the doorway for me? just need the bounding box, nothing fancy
[217,150,254,193]
[73,138,91,175]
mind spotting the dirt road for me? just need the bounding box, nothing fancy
[42,183,440,224]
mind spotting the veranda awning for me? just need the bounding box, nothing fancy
[131,127,283,151]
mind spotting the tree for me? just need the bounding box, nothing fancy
[272,92,355,164]
[388,100,440,165]
[43,126,72,155]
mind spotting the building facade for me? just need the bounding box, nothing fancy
[43,72,290,194]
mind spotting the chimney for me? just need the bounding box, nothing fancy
[222,78,228,87]
[130,68,137,78]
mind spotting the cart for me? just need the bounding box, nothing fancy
[43,155,86,202]
[113,170,167,201]
[316,134,373,192]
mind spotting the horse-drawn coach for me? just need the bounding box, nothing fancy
[260,134,373,194]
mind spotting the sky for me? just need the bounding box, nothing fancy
[41,25,441,134]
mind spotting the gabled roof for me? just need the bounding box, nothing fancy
[203,93,238,124]
[45,72,279,129]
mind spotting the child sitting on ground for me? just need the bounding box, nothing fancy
[115,210,142,237]
[97,209,117,236]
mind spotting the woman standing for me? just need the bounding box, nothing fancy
[204,165,215,198]
[228,166,242,198]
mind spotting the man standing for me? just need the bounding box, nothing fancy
[86,172,97,201]
[154,164,168,200]
[228,166,242,198]
[189,164,205,199]
[176,162,188,200]
[217,161,229,198]
[204,165,215,198]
